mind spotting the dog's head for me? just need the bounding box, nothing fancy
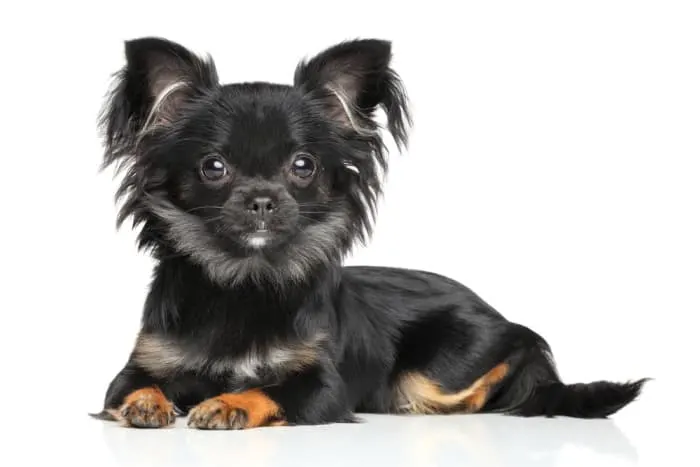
[100,37,411,286]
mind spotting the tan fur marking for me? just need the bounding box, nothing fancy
[115,387,176,428]
[132,332,325,379]
[132,333,188,377]
[187,389,283,430]
[395,363,510,414]
[464,386,489,412]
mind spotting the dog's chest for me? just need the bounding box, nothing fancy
[132,332,324,383]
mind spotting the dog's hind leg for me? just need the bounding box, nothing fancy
[390,319,647,418]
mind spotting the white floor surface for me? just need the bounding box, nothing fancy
[11,380,689,467]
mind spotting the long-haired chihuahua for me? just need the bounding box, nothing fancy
[91,37,647,429]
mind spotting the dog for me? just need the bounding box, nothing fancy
[91,37,647,429]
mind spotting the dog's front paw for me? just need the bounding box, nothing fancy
[187,398,247,430]
[187,389,283,430]
[117,387,176,428]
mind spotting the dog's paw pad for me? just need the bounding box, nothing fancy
[118,387,175,428]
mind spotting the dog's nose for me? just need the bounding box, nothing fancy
[246,196,276,215]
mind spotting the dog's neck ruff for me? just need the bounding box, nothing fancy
[147,196,350,288]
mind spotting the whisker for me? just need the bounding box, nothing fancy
[297,199,344,206]
[186,205,225,213]
[298,214,323,222]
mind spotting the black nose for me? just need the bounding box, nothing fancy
[246,196,276,215]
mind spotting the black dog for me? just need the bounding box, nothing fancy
[91,37,647,429]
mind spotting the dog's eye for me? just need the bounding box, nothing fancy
[290,154,316,180]
[200,157,228,181]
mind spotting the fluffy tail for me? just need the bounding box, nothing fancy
[513,378,649,418]
[483,325,650,419]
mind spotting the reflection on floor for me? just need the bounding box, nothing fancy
[96,413,641,467]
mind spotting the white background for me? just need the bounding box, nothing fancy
[1,1,698,466]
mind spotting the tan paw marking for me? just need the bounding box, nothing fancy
[187,389,283,430]
[116,387,176,428]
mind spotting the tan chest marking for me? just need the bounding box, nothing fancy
[132,332,326,379]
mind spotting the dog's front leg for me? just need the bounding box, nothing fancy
[187,362,352,430]
[92,361,176,428]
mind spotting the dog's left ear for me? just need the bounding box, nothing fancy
[294,39,412,150]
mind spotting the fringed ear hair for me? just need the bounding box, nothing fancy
[99,37,219,169]
[293,39,412,152]
[294,39,412,244]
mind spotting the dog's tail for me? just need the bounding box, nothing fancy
[89,409,119,421]
[483,326,650,418]
[510,378,649,418]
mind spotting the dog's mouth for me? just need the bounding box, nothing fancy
[209,213,303,253]
[209,216,290,251]
[244,229,274,249]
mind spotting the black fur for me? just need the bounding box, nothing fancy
[92,37,647,428]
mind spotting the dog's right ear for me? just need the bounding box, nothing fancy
[99,37,219,169]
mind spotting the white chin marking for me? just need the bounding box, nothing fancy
[248,237,268,248]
